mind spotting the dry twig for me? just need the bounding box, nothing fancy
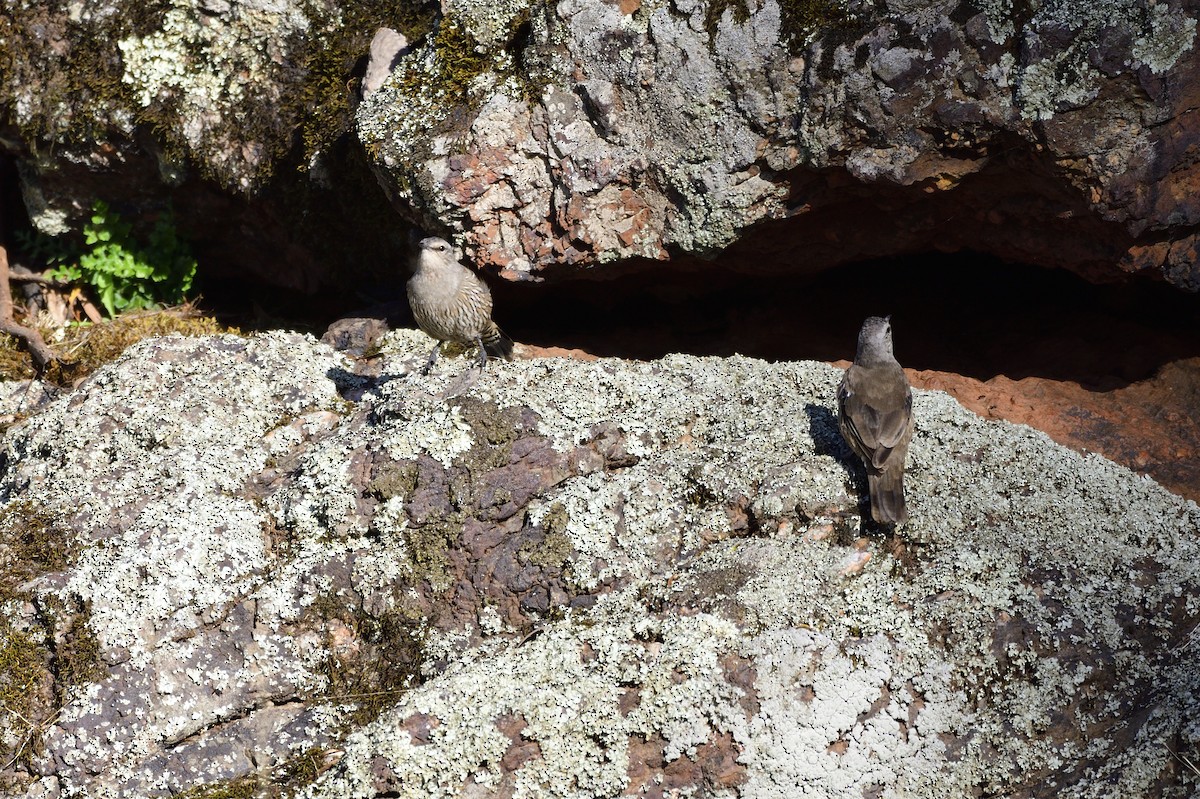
[0,245,57,372]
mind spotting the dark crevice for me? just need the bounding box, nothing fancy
[485,252,1200,390]
[200,246,1200,394]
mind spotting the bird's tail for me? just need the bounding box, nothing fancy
[868,467,908,525]
[481,321,515,361]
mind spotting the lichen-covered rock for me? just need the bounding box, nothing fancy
[2,0,314,197]
[0,329,1199,797]
[0,0,426,290]
[358,0,1200,289]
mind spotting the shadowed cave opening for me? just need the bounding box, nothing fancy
[486,253,1200,390]
[199,249,1200,392]
[489,253,1200,500]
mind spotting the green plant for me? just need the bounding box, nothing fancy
[50,201,197,317]
[12,228,74,270]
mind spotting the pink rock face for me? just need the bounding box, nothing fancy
[358,0,1200,290]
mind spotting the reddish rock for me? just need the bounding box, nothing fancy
[908,358,1200,503]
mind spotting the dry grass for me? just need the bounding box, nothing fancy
[0,305,239,385]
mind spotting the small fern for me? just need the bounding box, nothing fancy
[49,201,197,317]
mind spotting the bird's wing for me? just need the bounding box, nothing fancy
[839,366,912,470]
[458,268,494,319]
[866,390,911,470]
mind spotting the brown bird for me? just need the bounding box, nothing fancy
[407,236,515,374]
[837,316,914,525]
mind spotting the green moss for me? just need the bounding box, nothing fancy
[524,504,573,570]
[0,503,105,771]
[43,598,104,704]
[0,627,51,771]
[374,5,546,157]
[405,517,458,589]
[432,16,493,98]
[0,500,70,584]
[274,746,325,790]
[386,12,492,115]
[705,0,753,36]
[778,0,854,42]
[308,597,427,728]
[0,1,170,146]
[297,0,438,163]
[0,495,62,768]
[176,777,258,799]
[454,397,524,464]
[0,0,435,191]
[541,502,569,535]
[705,0,853,46]
[171,746,336,798]
[369,461,420,501]
[172,745,340,799]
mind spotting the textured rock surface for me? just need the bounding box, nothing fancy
[910,357,1200,504]
[0,0,356,196]
[0,330,1198,797]
[0,0,421,291]
[359,0,1200,289]
[5,0,1200,292]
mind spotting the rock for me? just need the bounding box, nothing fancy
[321,316,392,357]
[910,357,1200,505]
[357,0,1200,289]
[362,28,409,99]
[5,0,1200,292]
[0,0,417,291]
[0,330,1198,796]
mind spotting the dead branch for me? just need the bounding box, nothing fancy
[8,264,69,287]
[0,245,57,373]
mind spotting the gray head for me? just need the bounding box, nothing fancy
[414,236,458,272]
[855,315,896,363]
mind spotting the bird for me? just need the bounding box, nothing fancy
[837,316,914,525]
[406,236,514,374]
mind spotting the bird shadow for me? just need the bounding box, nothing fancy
[326,357,486,405]
[804,402,855,469]
[803,403,895,539]
[326,364,391,402]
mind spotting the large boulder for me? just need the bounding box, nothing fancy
[5,0,1200,292]
[0,331,1197,797]
[358,0,1200,289]
[0,0,429,290]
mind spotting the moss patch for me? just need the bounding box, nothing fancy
[309,596,427,728]
[297,0,439,163]
[369,460,420,501]
[0,1,166,145]
[524,501,573,569]
[454,397,530,475]
[0,0,434,191]
[0,501,84,775]
[42,597,104,705]
[176,777,258,799]
[404,516,459,589]
[0,627,51,765]
[0,309,237,385]
[171,744,337,798]
[358,5,548,196]
[273,747,326,791]
[705,0,854,45]
[0,500,71,584]
[381,12,496,124]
